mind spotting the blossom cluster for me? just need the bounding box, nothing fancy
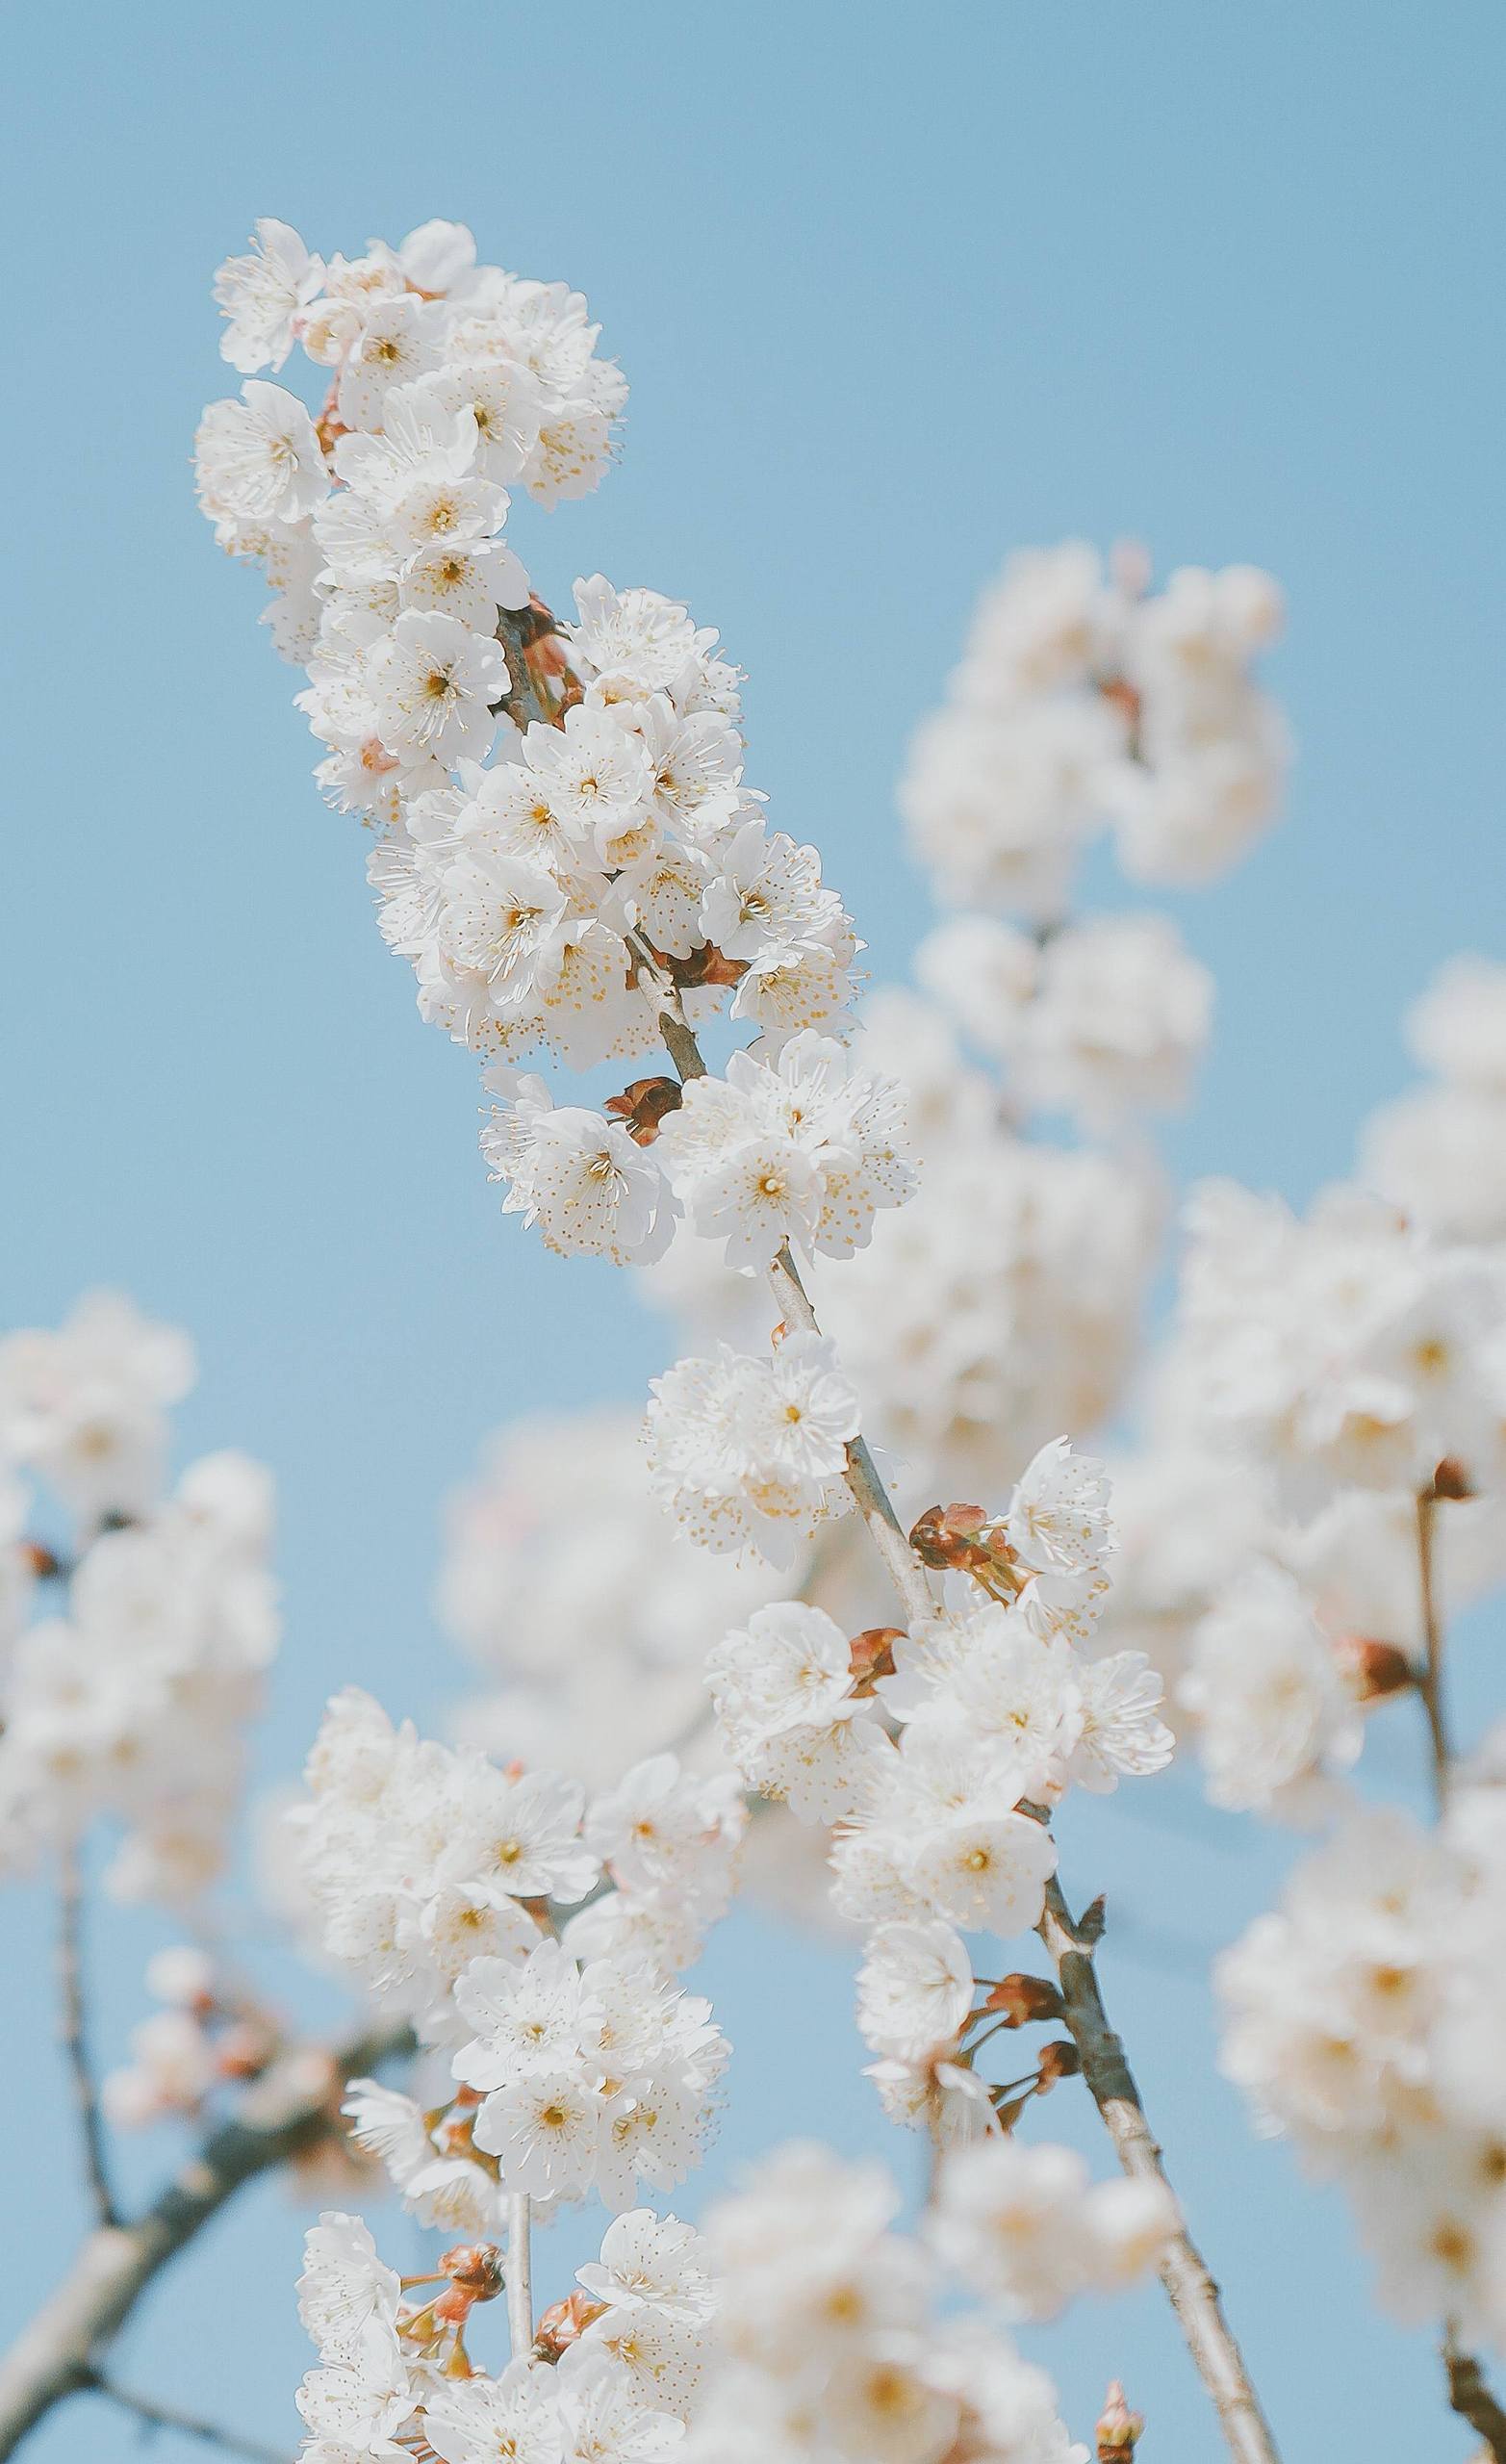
[639,542,1279,1519]
[644,1332,859,1569]
[1217,1773,1506,2348]
[370,594,861,1085]
[437,1409,779,1785]
[1362,955,1506,1245]
[1096,1439,1506,1808]
[899,540,1287,913]
[682,2142,1113,2464]
[100,1943,292,2132]
[1089,1158,1506,1813]
[293,1688,740,2221]
[1062,938,1506,2374]
[914,911,1212,1133]
[200,225,1275,2462]
[645,989,1166,1511]
[197,219,921,1612]
[294,2204,707,2464]
[0,1294,278,1899]
[708,1440,1174,2130]
[196,220,875,1183]
[1164,1180,1506,1510]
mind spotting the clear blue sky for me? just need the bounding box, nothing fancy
[3,4,1503,2456]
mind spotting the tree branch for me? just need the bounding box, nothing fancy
[0,2019,414,2460]
[505,2191,533,2358]
[1038,1877,1281,2464]
[1412,1502,1503,2453]
[83,2371,289,2463]
[1416,1487,1450,1810]
[1444,2337,1506,2462]
[58,1850,118,2230]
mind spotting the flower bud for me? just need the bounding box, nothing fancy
[604,1076,684,1145]
[980,1973,1064,2027]
[909,1503,1026,1602]
[1035,2039,1082,2093]
[1335,1633,1416,1703]
[533,2291,608,2362]
[1431,1456,1474,1502]
[848,1627,905,1695]
[215,2017,279,2081]
[1096,2380,1144,2455]
[672,941,748,989]
[440,2242,504,2300]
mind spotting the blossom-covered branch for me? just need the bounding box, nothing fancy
[191,210,1301,2464]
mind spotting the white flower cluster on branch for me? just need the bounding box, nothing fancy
[294,2203,708,2464]
[899,540,1287,910]
[1363,956,1506,1245]
[294,1687,739,2220]
[707,1437,1172,2133]
[0,1294,278,1900]
[438,1410,779,1784]
[1217,1776,1506,2349]
[191,213,1300,2464]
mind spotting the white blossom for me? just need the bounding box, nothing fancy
[214,218,325,372]
[644,1338,857,1567]
[483,1076,672,1265]
[930,2138,1174,2321]
[855,1919,974,2062]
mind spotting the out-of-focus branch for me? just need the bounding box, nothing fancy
[83,2370,289,2463]
[1444,2337,1506,2461]
[1416,1486,1450,1809]
[58,1852,118,2230]
[1413,1494,1505,2456]
[0,2018,414,2460]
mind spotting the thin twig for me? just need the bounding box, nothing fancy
[505,2192,533,2358]
[58,1849,118,2229]
[1038,1876,1281,2464]
[0,2019,414,2459]
[84,2370,289,2463]
[1416,1488,1450,1810]
[1412,1504,1505,2452]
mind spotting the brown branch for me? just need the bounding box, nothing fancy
[0,2018,414,2460]
[1412,1502,1503,2453]
[1444,2337,1506,2461]
[82,2371,289,2463]
[1038,1877,1281,2464]
[57,1851,118,2230]
[1416,1488,1450,1810]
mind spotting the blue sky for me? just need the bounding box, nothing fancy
[3,3,1503,2456]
